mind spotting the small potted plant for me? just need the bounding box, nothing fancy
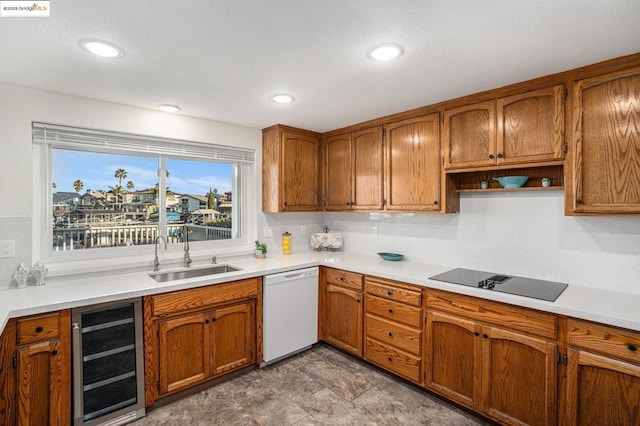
[481,180,489,189]
[254,240,267,259]
[541,177,551,187]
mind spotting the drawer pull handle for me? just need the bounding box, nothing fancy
[387,357,392,362]
[629,344,638,352]
[388,308,393,314]
[388,332,393,337]
[387,291,393,296]
[50,350,58,356]
[35,326,43,333]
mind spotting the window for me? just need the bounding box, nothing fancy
[33,123,254,262]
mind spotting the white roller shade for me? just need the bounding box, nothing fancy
[32,122,255,164]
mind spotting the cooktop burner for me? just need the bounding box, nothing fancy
[428,268,568,302]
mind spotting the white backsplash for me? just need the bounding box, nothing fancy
[0,217,32,289]
[258,212,325,254]
[322,192,640,295]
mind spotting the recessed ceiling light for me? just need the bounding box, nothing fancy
[366,43,404,61]
[158,104,182,113]
[79,38,125,58]
[270,94,295,104]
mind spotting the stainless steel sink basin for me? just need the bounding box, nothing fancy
[149,265,240,282]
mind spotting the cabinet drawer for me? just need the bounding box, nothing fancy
[365,295,422,328]
[151,278,259,317]
[17,312,60,345]
[325,268,363,291]
[426,289,557,340]
[568,319,640,365]
[366,314,421,355]
[365,277,422,307]
[365,338,421,383]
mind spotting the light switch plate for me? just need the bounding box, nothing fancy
[0,240,15,257]
[263,226,273,238]
[372,226,378,237]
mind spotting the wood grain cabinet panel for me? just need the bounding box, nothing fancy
[384,114,441,211]
[324,127,383,210]
[444,101,496,169]
[572,68,640,213]
[497,85,565,165]
[566,349,640,425]
[158,311,210,395]
[210,301,255,376]
[364,338,421,383]
[324,283,363,356]
[262,124,321,212]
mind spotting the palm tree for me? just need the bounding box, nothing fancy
[126,181,134,191]
[73,179,84,193]
[114,168,128,186]
[109,185,124,211]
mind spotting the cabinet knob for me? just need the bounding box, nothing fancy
[35,326,43,333]
[474,332,479,337]
[356,298,361,303]
[387,290,393,296]
[339,276,345,281]
[205,319,210,324]
[628,344,638,352]
[497,153,504,158]
[488,154,495,159]
[434,200,439,205]
[388,332,393,337]
[576,199,583,205]
[388,308,393,314]
[283,202,287,206]
[50,350,58,356]
[483,334,488,339]
[387,357,392,362]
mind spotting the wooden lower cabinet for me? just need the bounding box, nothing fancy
[426,290,558,426]
[566,319,640,425]
[146,278,260,404]
[0,310,71,426]
[321,268,363,357]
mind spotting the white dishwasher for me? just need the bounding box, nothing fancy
[262,267,319,366]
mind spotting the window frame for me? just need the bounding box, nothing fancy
[32,123,256,268]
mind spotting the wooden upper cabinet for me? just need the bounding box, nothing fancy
[497,85,565,165]
[444,101,496,169]
[444,86,565,170]
[572,68,640,214]
[324,127,383,211]
[385,114,441,211]
[262,125,321,212]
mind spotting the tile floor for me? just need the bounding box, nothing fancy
[133,344,488,425]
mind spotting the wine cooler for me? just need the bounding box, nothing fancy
[72,298,145,425]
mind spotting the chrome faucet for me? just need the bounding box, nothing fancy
[153,236,167,272]
[183,225,192,268]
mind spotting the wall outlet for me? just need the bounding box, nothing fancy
[263,226,273,238]
[0,240,15,258]
[300,225,306,235]
[372,226,378,237]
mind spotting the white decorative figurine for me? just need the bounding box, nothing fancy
[31,261,48,286]
[12,262,29,289]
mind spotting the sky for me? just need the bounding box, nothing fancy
[52,149,233,196]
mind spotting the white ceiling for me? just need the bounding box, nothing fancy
[1,1,639,132]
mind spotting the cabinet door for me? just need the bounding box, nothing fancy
[281,130,320,211]
[566,348,640,426]
[352,126,383,210]
[573,68,640,213]
[444,101,496,169]
[385,114,441,210]
[158,311,209,395]
[497,85,565,165]
[481,326,557,426]
[324,133,352,210]
[425,311,481,409]
[0,320,16,425]
[17,339,66,426]
[210,301,255,376]
[325,284,363,356]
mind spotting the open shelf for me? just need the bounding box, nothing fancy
[447,164,564,193]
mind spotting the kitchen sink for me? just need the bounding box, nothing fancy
[149,264,241,282]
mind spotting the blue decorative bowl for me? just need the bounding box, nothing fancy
[377,252,404,261]
[492,176,529,188]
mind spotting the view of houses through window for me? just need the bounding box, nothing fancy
[52,149,236,251]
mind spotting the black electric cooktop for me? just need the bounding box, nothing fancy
[429,268,568,302]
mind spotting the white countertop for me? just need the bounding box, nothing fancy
[1,252,639,333]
